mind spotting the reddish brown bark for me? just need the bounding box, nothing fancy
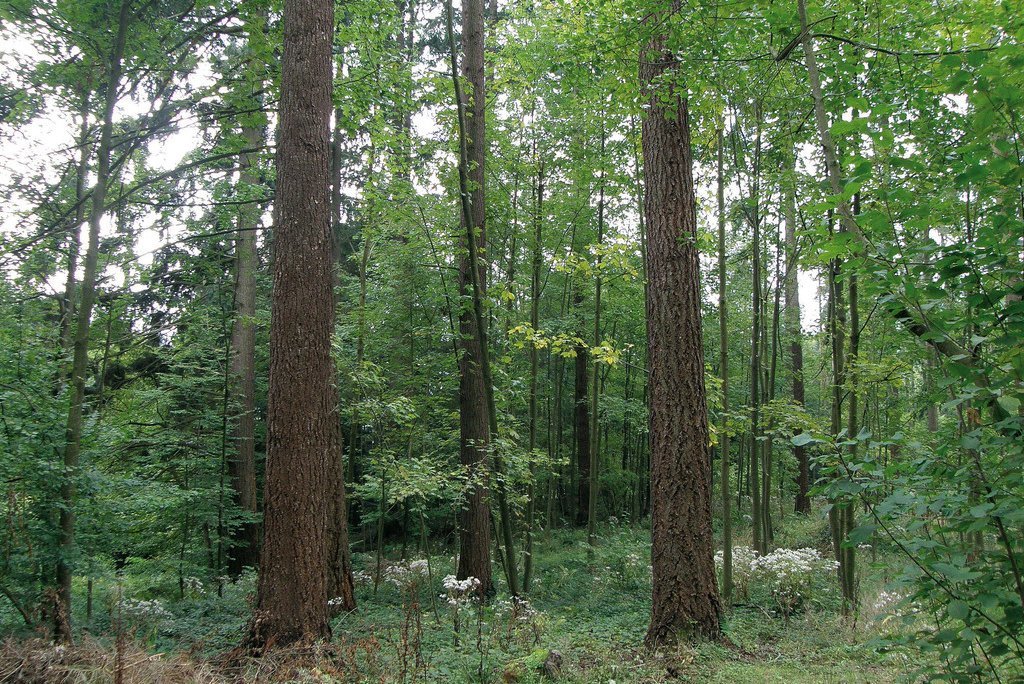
[245,0,339,648]
[454,0,493,595]
[640,11,721,646]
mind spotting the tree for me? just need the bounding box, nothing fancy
[55,0,131,642]
[717,127,733,603]
[452,0,494,596]
[226,7,269,575]
[640,1,721,646]
[245,0,341,647]
[784,150,809,515]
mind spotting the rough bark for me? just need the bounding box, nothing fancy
[245,0,338,647]
[641,11,721,646]
[55,0,130,643]
[453,0,493,595]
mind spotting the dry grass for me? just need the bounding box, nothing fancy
[0,637,363,683]
[0,637,224,683]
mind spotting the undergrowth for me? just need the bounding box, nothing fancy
[0,512,925,682]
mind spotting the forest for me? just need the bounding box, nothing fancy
[0,0,1021,681]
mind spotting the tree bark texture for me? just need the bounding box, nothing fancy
[640,12,721,646]
[246,0,339,647]
[454,0,493,595]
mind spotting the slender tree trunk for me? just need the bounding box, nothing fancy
[827,221,849,595]
[573,281,590,526]
[763,238,781,546]
[587,131,606,548]
[748,171,764,556]
[641,8,721,645]
[55,0,130,643]
[57,95,92,385]
[227,120,265,576]
[523,157,544,591]
[785,153,810,514]
[717,128,733,604]
[245,0,339,647]
[799,0,860,611]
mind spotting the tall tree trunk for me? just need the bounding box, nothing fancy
[641,8,721,645]
[785,153,810,514]
[446,0,519,596]
[748,158,764,556]
[587,130,606,548]
[523,158,545,591]
[826,219,849,599]
[452,0,492,595]
[57,95,92,386]
[840,192,861,613]
[55,0,130,643]
[763,237,781,546]
[245,0,339,647]
[798,0,858,609]
[717,127,733,604]
[573,281,590,526]
[227,119,265,576]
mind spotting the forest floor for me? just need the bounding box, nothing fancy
[0,513,924,683]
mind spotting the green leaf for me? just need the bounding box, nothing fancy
[847,525,877,545]
[969,503,994,518]
[933,562,982,582]
[997,395,1020,414]
[791,432,815,447]
[948,600,970,620]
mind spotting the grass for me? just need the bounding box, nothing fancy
[0,511,923,682]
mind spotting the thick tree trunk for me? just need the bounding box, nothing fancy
[641,12,721,646]
[245,0,339,648]
[450,0,493,595]
[55,0,130,643]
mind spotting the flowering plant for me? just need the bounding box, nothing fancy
[441,574,481,607]
[714,545,758,599]
[717,545,838,616]
[751,547,839,617]
[384,559,430,589]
